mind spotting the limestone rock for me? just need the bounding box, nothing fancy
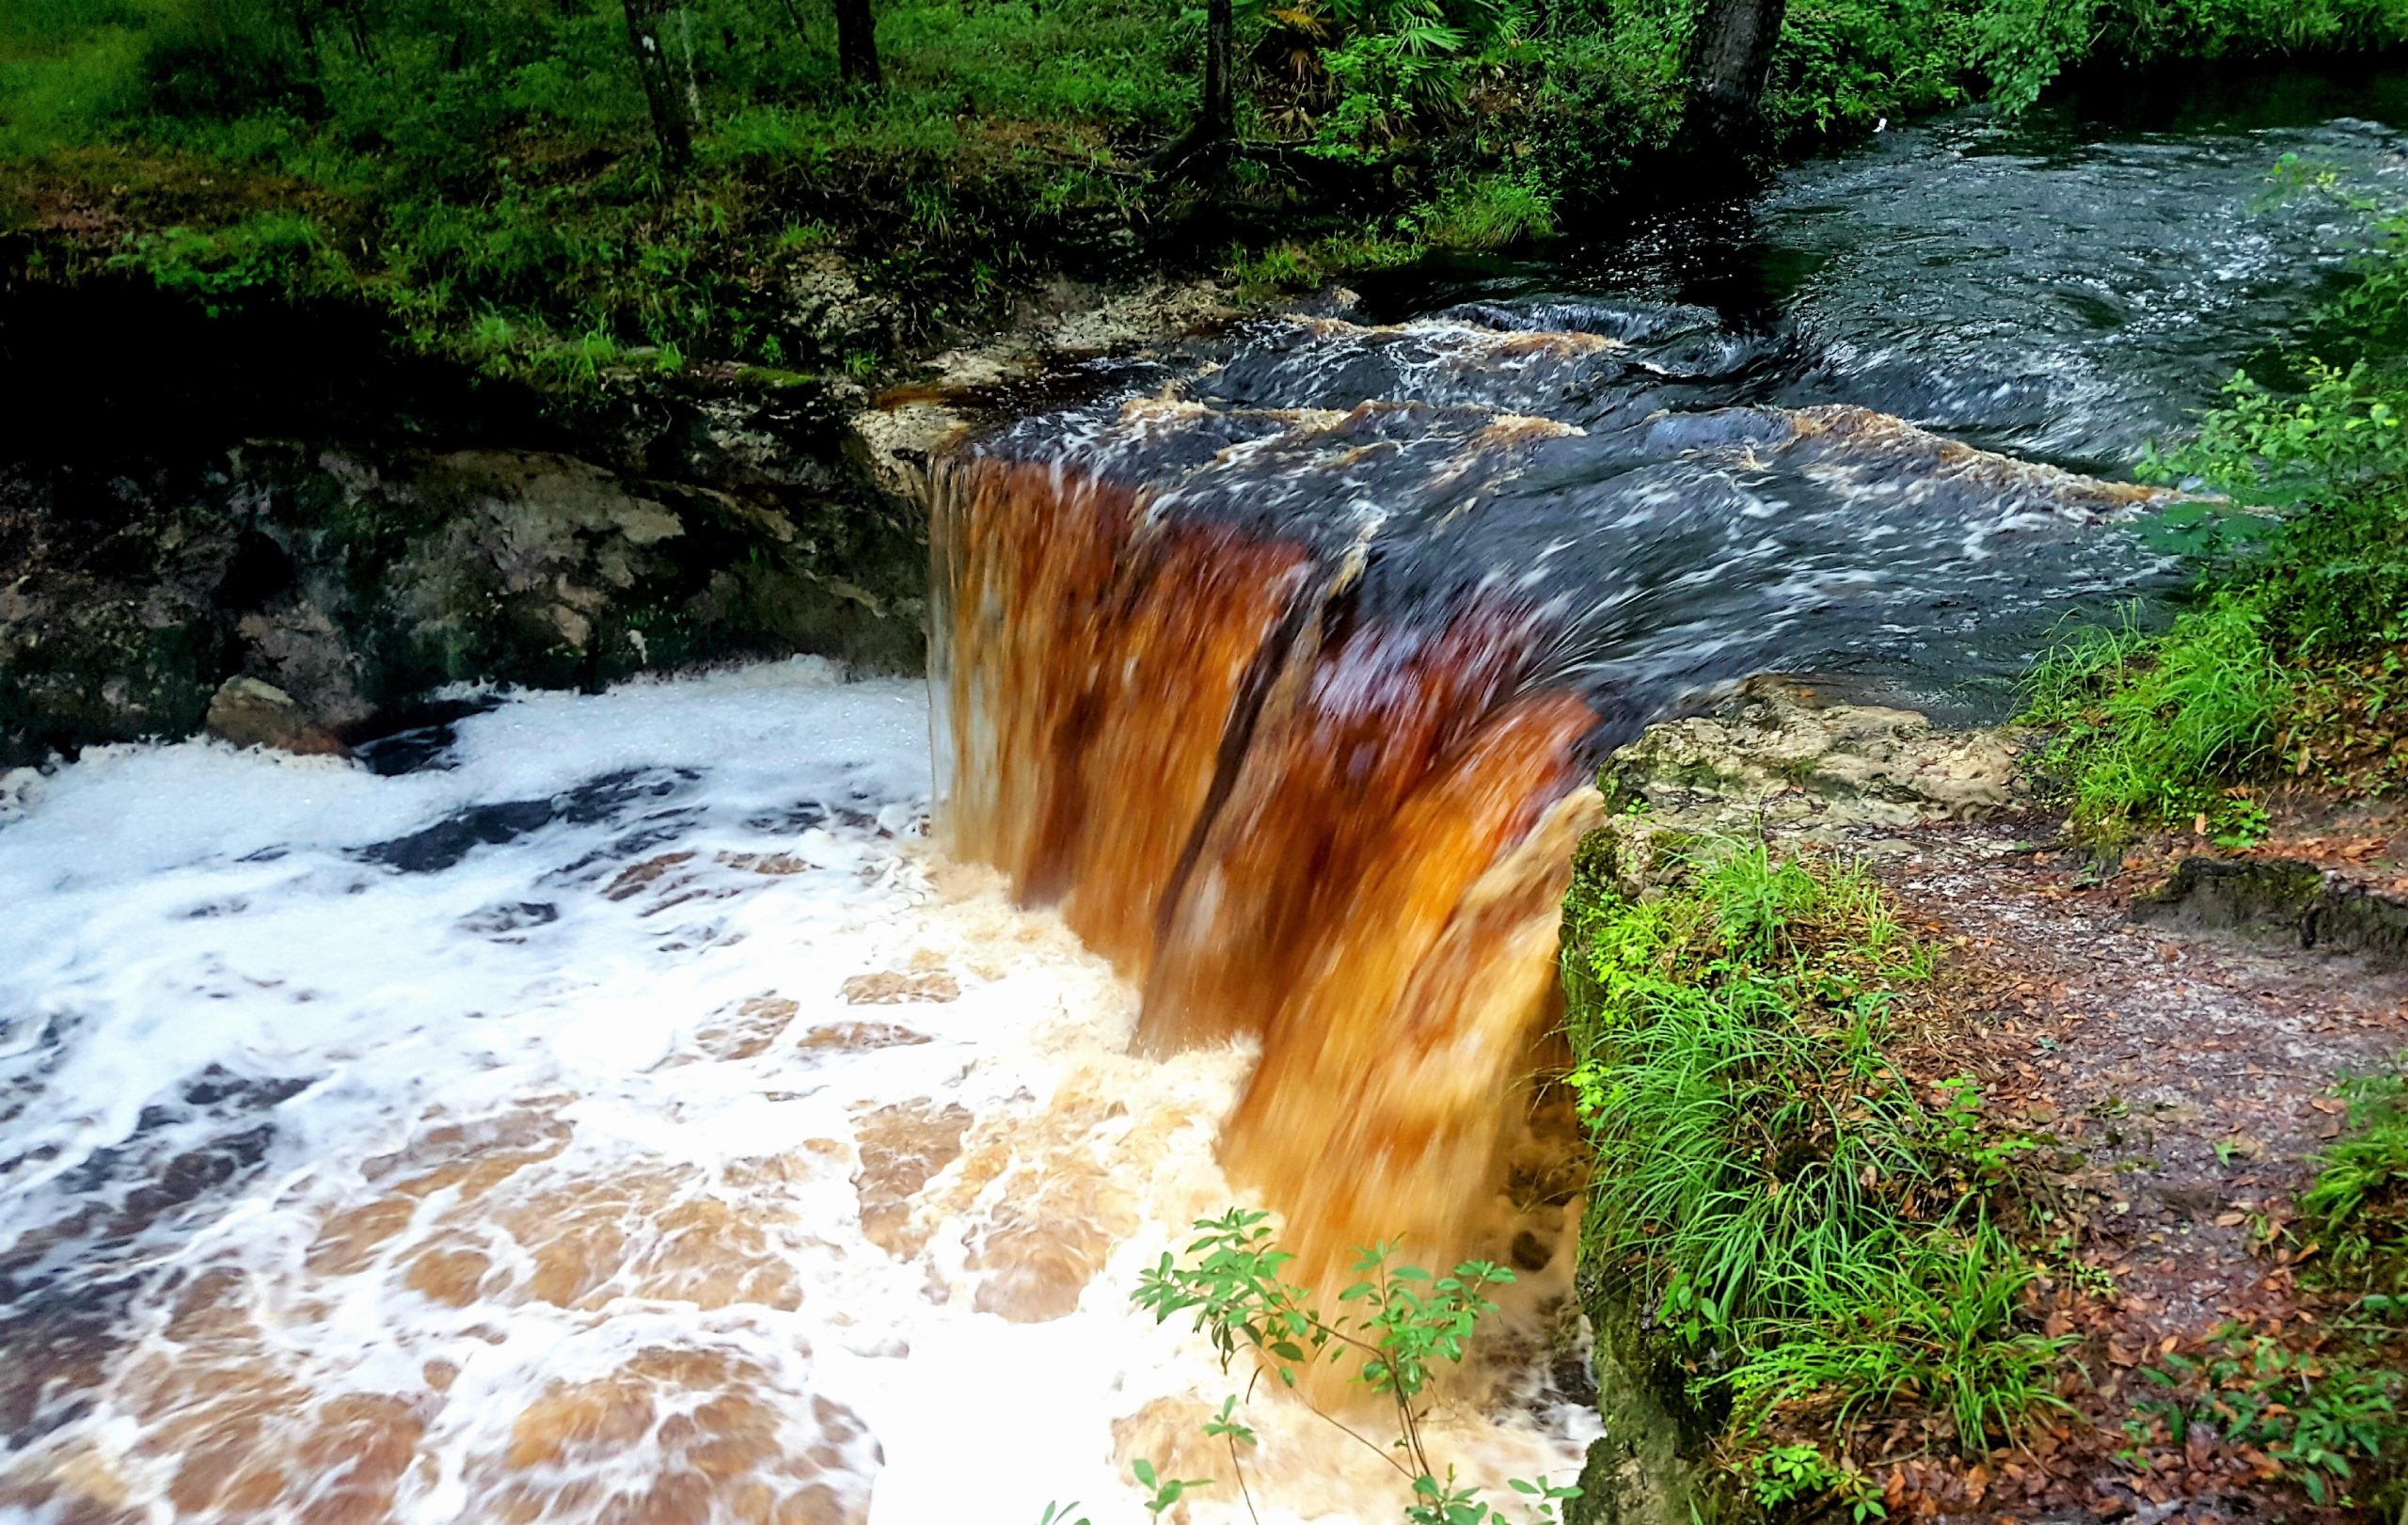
[392,450,689,673]
[235,598,373,731]
[1603,675,2022,841]
[205,675,344,756]
[783,251,901,351]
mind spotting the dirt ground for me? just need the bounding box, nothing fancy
[1853,802,2408,1522]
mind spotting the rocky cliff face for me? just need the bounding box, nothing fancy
[0,291,927,765]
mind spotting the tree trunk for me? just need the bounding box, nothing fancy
[835,0,879,87]
[622,0,694,168]
[1201,0,1232,138]
[291,0,323,74]
[1676,0,1786,171]
[1147,0,1232,176]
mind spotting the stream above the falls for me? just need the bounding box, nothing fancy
[7,69,2408,1525]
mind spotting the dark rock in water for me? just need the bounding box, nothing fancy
[2133,855,2408,965]
[204,675,345,756]
[345,695,505,776]
[359,798,563,874]
[357,766,697,873]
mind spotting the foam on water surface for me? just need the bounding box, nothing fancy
[0,659,1596,1525]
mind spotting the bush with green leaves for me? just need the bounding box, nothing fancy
[1122,1207,1579,1525]
[1560,838,2071,1491]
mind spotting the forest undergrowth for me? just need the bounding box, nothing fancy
[8,0,2408,378]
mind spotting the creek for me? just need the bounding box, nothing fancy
[2,71,2404,1525]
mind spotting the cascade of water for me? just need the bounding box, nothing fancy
[928,315,2178,1295]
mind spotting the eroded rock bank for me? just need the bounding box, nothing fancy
[0,264,1243,766]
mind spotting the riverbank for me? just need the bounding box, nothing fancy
[9,0,2408,387]
[1562,680,2408,1522]
[0,246,1250,765]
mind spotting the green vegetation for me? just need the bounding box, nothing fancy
[1560,837,2071,1515]
[2118,1057,2408,1513]
[1120,1207,1580,1524]
[2303,1056,2408,1295]
[2131,1325,2405,1511]
[9,0,2408,376]
[2023,171,2408,841]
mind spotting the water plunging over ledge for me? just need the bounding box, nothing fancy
[928,339,2175,1296]
[5,83,2408,1525]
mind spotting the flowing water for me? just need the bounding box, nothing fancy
[5,83,2407,1525]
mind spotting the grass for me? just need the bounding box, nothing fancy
[1560,837,2072,1492]
[2303,1056,2408,1294]
[2116,1057,2408,1513]
[2022,597,2287,846]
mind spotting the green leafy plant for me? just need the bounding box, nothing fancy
[2134,1328,2406,1510]
[1131,1458,1212,1517]
[1133,1208,1578,1523]
[1751,1443,1888,1520]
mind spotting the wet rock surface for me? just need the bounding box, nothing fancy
[0,266,1257,768]
[2134,853,2408,965]
[1,401,924,767]
[204,675,344,756]
[1596,674,2027,844]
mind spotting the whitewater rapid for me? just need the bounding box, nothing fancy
[0,658,1592,1525]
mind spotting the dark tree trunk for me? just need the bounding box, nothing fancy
[835,0,879,87]
[622,0,694,168]
[1201,0,1232,138]
[1676,0,1786,171]
[291,0,323,73]
[1148,0,1232,176]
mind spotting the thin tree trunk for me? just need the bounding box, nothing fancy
[1676,0,1786,170]
[1201,0,1231,137]
[835,0,879,87]
[1147,0,1232,176]
[291,0,323,75]
[676,7,705,127]
[622,0,694,167]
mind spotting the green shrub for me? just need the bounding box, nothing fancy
[1562,840,2070,1460]
[1417,169,1554,250]
[1133,1209,1582,1525]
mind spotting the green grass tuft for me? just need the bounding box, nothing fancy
[2302,1056,2408,1294]
[1415,169,1555,252]
[1562,838,2070,1468]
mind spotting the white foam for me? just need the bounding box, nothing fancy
[0,659,1592,1525]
